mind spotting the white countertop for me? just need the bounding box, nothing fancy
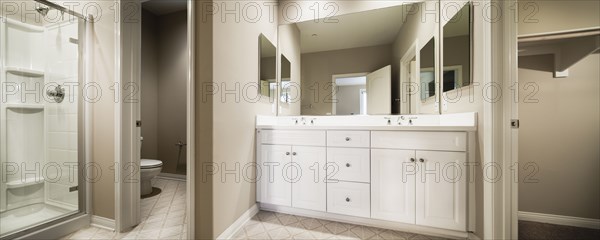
[256,112,478,132]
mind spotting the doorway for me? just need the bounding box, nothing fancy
[116,0,194,237]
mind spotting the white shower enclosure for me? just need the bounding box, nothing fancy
[0,1,87,238]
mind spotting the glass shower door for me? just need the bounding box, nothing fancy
[0,1,85,237]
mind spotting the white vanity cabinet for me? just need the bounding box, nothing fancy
[257,123,475,238]
[416,150,466,231]
[371,149,416,223]
[371,131,468,231]
[258,130,327,212]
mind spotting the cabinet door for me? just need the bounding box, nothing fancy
[416,151,467,231]
[291,146,326,211]
[259,145,292,206]
[371,149,416,223]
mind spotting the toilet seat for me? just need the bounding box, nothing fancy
[141,159,163,169]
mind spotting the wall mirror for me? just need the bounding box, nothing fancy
[280,54,291,103]
[442,2,472,94]
[259,34,276,97]
[277,1,440,116]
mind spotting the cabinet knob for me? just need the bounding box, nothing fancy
[345,137,351,141]
[410,158,415,162]
[286,152,290,156]
[345,163,351,167]
[292,152,297,156]
[345,197,351,202]
[419,158,425,163]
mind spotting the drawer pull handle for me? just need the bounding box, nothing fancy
[286,152,290,156]
[345,137,351,141]
[345,197,351,202]
[345,163,351,167]
[292,152,297,156]
[410,158,415,162]
[419,158,425,163]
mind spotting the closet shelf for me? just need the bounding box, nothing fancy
[518,28,600,78]
[5,67,45,77]
[6,177,45,189]
[5,104,44,110]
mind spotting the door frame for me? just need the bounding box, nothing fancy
[400,40,419,115]
[330,72,368,115]
[115,0,196,237]
[481,0,519,238]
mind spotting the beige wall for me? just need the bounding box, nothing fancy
[209,0,278,237]
[90,1,117,220]
[518,53,600,219]
[141,9,159,160]
[194,0,214,237]
[156,11,188,175]
[301,45,393,115]
[140,10,188,174]
[518,0,600,36]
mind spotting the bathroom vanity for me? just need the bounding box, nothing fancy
[255,113,477,238]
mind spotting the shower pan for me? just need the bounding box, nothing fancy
[0,0,89,238]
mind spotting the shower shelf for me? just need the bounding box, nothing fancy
[5,67,45,77]
[5,104,44,110]
[6,177,45,189]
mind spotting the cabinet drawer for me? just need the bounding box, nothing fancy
[327,131,370,148]
[371,131,467,151]
[327,182,370,218]
[261,130,326,146]
[327,148,370,183]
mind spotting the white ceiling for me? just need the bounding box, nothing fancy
[296,4,413,54]
[142,0,187,16]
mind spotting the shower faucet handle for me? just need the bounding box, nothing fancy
[175,141,187,147]
[47,85,65,103]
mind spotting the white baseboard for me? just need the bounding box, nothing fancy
[157,173,186,181]
[91,215,116,231]
[518,211,600,229]
[216,204,259,240]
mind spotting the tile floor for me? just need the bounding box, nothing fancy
[231,211,450,240]
[62,178,187,240]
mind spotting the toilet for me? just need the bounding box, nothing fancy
[140,159,163,196]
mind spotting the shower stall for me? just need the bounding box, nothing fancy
[0,0,89,238]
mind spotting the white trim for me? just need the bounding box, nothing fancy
[216,204,260,240]
[91,215,116,231]
[260,203,468,239]
[518,211,600,230]
[186,0,196,238]
[114,0,124,232]
[399,40,419,114]
[157,173,186,181]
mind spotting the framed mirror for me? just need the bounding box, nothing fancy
[280,54,291,103]
[259,34,276,97]
[442,2,472,93]
[277,1,440,116]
